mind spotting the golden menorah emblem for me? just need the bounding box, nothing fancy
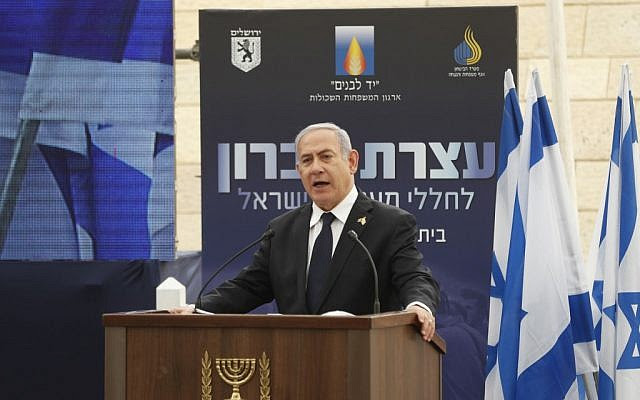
[201,350,270,400]
[215,358,257,400]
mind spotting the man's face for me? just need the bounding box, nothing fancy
[296,129,359,211]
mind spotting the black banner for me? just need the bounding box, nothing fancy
[200,8,517,398]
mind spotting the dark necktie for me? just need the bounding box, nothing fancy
[306,212,335,312]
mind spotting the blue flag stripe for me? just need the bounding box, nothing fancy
[630,92,638,144]
[0,1,139,75]
[600,172,611,245]
[91,144,151,259]
[530,101,544,167]
[536,96,559,147]
[497,88,523,178]
[569,292,597,343]
[610,98,622,167]
[619,98,638,263]
[530,96,560,168]
[598,368,615,400]
[486,344,497,376]
[124,0,173,65]
[497,192,526,400]
[515,325,576,399]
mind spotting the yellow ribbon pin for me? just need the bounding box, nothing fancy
[357,216,367,226]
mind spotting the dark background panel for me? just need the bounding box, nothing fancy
[0,261,158,399]
[200,7,516,399]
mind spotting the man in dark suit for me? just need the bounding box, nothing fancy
[181,123,439,341]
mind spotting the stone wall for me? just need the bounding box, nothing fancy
[174,0,640,257]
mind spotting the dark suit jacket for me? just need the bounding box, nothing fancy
[201,193,440,315]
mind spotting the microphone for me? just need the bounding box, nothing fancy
[347,230,380,314]
[194,228,275,312]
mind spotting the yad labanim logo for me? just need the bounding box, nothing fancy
[335,26,374,76]
[453,26,482,66]
[230,28,261,72]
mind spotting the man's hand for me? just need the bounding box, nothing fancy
[168,306,195,314]
[407,305,436,342]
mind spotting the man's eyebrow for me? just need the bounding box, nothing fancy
[318,149,336,155]
[300,148,335,157]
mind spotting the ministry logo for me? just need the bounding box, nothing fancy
[231,28,261,72]
[453,26,482,66]
[335,26,374,76]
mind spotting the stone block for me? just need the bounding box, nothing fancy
[176,213,202,251]
[177,0,265,11]
[429,0,543,5]
[567,58,609,99]
[516,59,530,92]
[175,10,199,49]
[519,5,586,58]
[584,5,640,56]
[518,7,546,58]
[516,58,607,100]
[175,105,201,164]
[571,0,636,3]
[571,100,616,160]
[175,61,200,106]
[176,164,202,215]
[575,160,608,211]
[518,59,551,98]
[578,210,598,262]
[264,0,427,7]
[607,58,640,98]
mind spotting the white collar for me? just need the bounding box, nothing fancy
[309,185,358,227]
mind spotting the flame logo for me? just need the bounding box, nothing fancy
[464,26,482,64]
[343,37,367,76]
[453,26,482,66]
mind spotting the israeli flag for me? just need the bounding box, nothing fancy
[589,64,640,398]
[485,69,598,399]
[0,0,174,260]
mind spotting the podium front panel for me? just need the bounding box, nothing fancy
[104,313,444,400]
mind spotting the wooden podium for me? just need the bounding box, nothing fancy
[103,312,446,400]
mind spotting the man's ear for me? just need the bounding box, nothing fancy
[348,149,359,174]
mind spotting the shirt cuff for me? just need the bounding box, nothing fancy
[405,301,432,316]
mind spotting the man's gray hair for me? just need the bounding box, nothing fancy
[295,122,352,161]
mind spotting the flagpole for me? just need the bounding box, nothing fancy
[0,119,40,253]
[583,371,597,399]
[545,0,578,206]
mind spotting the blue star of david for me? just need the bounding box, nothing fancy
[617,292,640,369]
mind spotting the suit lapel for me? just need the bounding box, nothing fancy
[313,193,374,313]
[294,204,312,311]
